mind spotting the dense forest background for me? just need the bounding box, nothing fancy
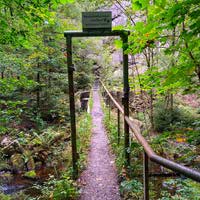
[0,0,199,199]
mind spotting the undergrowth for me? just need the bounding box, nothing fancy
[153,101,199,132]
[102,100,144,199]
[33,100,92,200]
[0,96,93,200]
[77,107,92,171]
[102,97,200,200]
[158,178,200,200]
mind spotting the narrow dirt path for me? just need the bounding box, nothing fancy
[79,85,120,200]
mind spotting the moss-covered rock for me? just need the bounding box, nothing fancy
[1,137,15,156]
[1,136,24,155]
[10,153,25,173]
[23,170,37,179]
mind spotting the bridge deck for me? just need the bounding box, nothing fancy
[79,85,120,200]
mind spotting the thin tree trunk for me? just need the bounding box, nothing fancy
[37,63,40,109]
[1,72,4,79]
[170,27,176,110]
[182,21,200,83]
[48,68,51,88]
[150,92,154,130]
[144,48,154,131]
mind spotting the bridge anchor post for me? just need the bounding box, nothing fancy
[121,32,130,167]
[143,151,149,200]
[66,35,78,179]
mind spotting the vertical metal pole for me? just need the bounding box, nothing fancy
[121,32,130,167]
[66,35,78,179]
[117,109,120,145]
[108,97,111,120]
[117,91,120,145]
[143,151,149,200]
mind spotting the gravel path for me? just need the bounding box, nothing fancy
[79,86,120,200]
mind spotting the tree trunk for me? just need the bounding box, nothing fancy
[36,63,40,109]
[48,68,51,88]
[1,71,4,79]
[150,91,154,130]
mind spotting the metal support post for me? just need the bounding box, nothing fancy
[108,97,111,120]
[121,32,130,167]
[117,109,120,145]
[143,151,149,200]
[66,35,78,179]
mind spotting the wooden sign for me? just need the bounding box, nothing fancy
[82,12,112,32]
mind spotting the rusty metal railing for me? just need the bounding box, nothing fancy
[100,81,200,200]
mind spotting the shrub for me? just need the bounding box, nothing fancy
[159,178,200,200]
[53,176,78,200]
[120,180,143,199]
[32,173,78,200]
[0,193,11,200]
[153,102,195,132]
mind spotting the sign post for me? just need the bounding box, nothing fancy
[66,35,78,179]
[64,12,130,179]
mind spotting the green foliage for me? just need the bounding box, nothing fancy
[151,130,197,165]
[151,131,172,147]
[0,192,30,200]
[77,108,92,170]
[11,192,30,200]
[153,102,195,132]
[32,172,78,200]
[103,105,124,171]
[52,175,78,200]
[103,105,143,198]
[0,99,28,135]
[24,170,37,179]
[0,193,11,200]
[159,178,200,200]
[0,0,97,137]
[154,106,183,132]
[0,0,74,46]
[128,0,200,95]
[187,129,200,145]
[31,127,63,147]
[120,179,143,200]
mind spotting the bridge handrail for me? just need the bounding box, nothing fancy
[100,80,200,183]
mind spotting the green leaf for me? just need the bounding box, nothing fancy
[114,39,123,49]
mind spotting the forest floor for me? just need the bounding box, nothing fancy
[79,85,120,200]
